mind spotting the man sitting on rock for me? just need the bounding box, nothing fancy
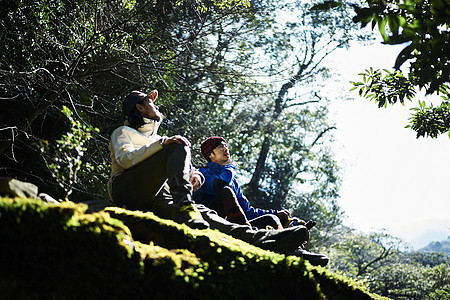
[193,136,329,266]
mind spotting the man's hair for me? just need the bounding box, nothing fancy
[122,91,146,129]
[127,108,146,130]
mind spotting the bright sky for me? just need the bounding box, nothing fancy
[325,40,450,250]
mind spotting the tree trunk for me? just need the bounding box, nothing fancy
[246,64,308,196]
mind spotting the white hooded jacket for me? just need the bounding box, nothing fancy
[109,117,165,175]
[107,117,204,199]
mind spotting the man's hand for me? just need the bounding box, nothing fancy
[276,209,291,222]
[190,175,202,192]
[163,135,191,147]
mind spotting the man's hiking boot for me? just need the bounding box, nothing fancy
[167,172,210,230]
[174,203,210,230]
[288,248,329,267]
[252,225,309,254]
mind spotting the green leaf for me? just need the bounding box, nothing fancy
[353,7,375,27]
[387,14,400,35]
[378,18,388,42]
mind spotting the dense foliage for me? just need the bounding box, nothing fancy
[351,0,450,138]
[0,0,365,240]
[326,230,450,300]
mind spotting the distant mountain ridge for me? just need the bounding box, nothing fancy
[418,237,450,255]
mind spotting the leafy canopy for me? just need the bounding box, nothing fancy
[351,0,450,138]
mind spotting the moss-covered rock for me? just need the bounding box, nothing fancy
[0,197,388,299]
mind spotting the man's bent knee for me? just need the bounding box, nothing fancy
[164,143,190,156]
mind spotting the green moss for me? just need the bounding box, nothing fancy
[0,197,386,299]
[0,197,142,298]
[309,267,389,300]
